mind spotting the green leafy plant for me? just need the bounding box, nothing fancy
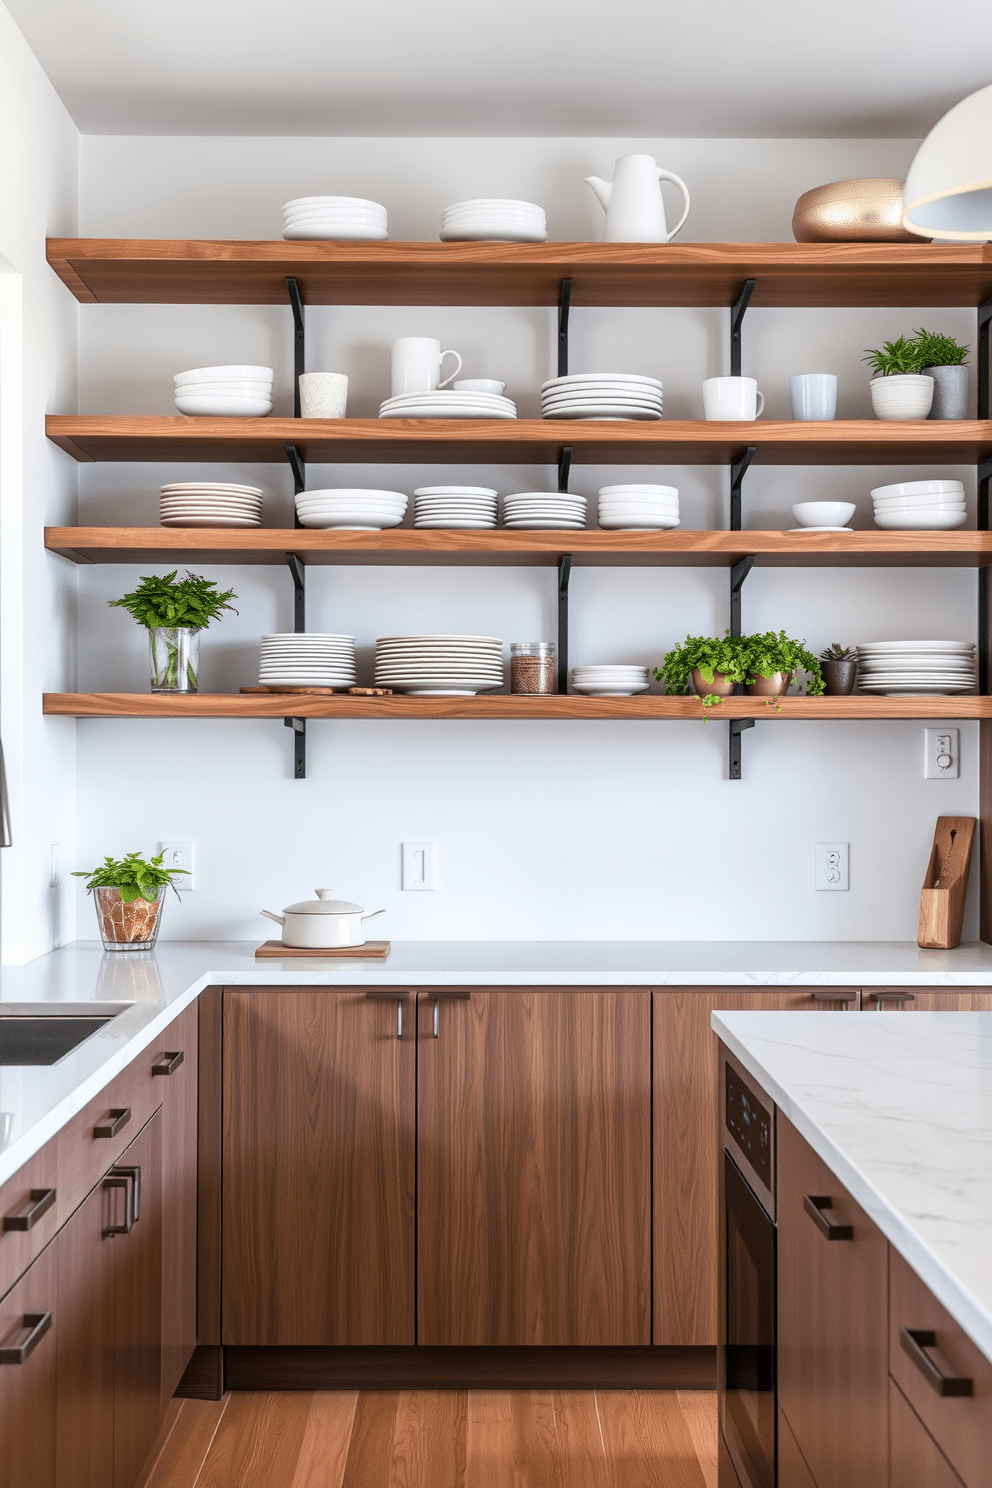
[655,631,824,709]
[72,851,188,903]
[744,631,824,693]
[912,327,969,367]
[109,570,238,631]
[863,336,925,377]
[820,643,855,662]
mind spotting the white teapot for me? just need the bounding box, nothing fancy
[585,154,691,243]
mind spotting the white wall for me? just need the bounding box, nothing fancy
[71,133,982,942]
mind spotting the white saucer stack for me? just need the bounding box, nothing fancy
[259,634,357,688]
[282,196,388,241]
[570,665,650,696]
[598,484,679,530]
[413,486,498,528]
[374,634,504,696]
[542,373,663,421]
[439,199,547,242]
[502,492,587,530]
[379,389,517,419]
[174,365,273,417]
[855,640,977,695]
[871,480,967,530]
[295,488,408,530]
[160,482,263,528]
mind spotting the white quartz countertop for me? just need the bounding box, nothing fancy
[713,1009,992,1364]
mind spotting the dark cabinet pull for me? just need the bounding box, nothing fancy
[152,1050,184,1076]
[102,1174,133,1235]
[365,991,411,1039]
[112,1164,141,1223]
[94,1108,130,1139]
[3,1187,56,1233]
[809,991,858,1004]
[0,1312,52,1365]
[432,990,471,1039]
[869,991,916,1006]
[803,1193,853,1240]
[901,1328,974,1397]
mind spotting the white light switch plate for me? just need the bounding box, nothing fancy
[159,840,194,891]
[925,727,960,779]
[402,841,438,891]
[815,842,849,891]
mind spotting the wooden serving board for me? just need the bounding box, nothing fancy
[255,939,390,959]
[241,685,343,695]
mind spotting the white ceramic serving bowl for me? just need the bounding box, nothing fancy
[599,496,679,508]
[790,501,857,527]
[599,484,678,496]
[298,488,407,503]
[175,365,273,384]
[174,384,273,400]
[175,395,273,417]
[872,494,966,511]
[284,196,385,210]
[284,226,389,240]
[873,509,968,530]
[869,375,934,420]
[283,211,386,227]
[260,888,384,950]
[870,480,964,500]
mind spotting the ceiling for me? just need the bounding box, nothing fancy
[7,0,992,137]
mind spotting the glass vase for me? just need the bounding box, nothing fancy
[93,885,167,951]
[149,627,200,692]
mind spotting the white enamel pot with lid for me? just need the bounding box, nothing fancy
[260,889,384,948]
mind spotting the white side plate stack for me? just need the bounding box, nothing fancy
[379,390,517,419]
[856,640,977,695]
[174,364,274,418]
[502,493,587,530]
[374,634,504,696]
[259,633,357,688]
[598,484,680,530]
[439,199,547,242]
[295,488,408,530]
[542,373,663,421]
[160,482,263,528]
[570,665,650,696]
[413,486,498,529]
[870,479,967,530]
[282,196,388,241]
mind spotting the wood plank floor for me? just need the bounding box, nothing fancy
[138,1390,718,1488]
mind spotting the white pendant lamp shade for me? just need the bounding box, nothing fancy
[902,82,992,240]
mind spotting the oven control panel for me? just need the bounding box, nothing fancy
[725,1063,772,1188]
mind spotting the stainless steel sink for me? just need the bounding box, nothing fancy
[0,1004,132,1065]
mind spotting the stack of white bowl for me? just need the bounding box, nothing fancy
[379,389,516,419]
[160,482,263,528]
[282,196,388,241]
[870,480,967,530]
[440,199,547,242]
[598,484,679,530]
[571,665,650,696]
[541,373,663,421]
[413,486,498,528]
[855,640,977,695]
[259,634,357,689]
[374,635,504,696]
[502,492,587,530]
[174,366,273,417]
[295,488,408,530]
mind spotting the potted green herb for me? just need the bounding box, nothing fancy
[73,851,188,951]
[656,631,824,708]
[912,328,969,420]
[740,631,824,698]
[863,336,934,420]
[109,570,237,693]
[819,643,858,695]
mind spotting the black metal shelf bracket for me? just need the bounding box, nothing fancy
[558,446,573,494]
[728,554,756,780]
[287,276,305,418]
[729,718,755,781]
[977,296,991,698]
[730,278,756,377]
[557,554,572,695]
[282,552,307,779]
[978,295,992,422]
[558,278,572,379]
[730,445,756,532]
[285,443,305,532]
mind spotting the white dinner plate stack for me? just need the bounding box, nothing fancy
[174,365,274,418]
[855,640,978,695]
[295,488,408,530]
[379,389,517,419]
[439,199,547,242]
[374,634,504,696]
[541,373,663,421]
[413,486,498,528]
[871,480,967,530]
[259,634,357,688]
[159,482,263,528]
[570,665,650,696]
[598,484,680,530]
[502,492,587,530]
[282,196,388,241]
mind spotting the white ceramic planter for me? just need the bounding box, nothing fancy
[869,374,934,421]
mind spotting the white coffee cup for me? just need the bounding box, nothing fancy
[789,373,838,421]
[299,372,348,418]
[702,376,765,421]
[391,337,463,398]
[453,378,506,397]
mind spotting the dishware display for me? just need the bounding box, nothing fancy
[791,179,918,243]
[597,484,680,529]
[510,642,555,695]
[502,493,587,530]
[870,479,966,529]
[570,665,650,696]
[282,196,388,241]
[174,364,274,417]
[702,377,764,421]
[790,501,857,530]
[379,390,517,419]
[260,888,384,949]
[439,199,547,242]
[413,486,498,529]
[259,633,357,688]
[391,337,463,398]
[299,372,348,418]
[541,373,663,421]
[585,155,690,243]
[453,379,506,396]
[374,635,504,695]
[869,374,934,420]
[855,640,977,695]
[789,373,838,421]
[159,481,263,528]
[294,488,408,530]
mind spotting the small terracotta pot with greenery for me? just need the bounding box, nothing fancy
[656,631,823,709]
[73,852,189,951]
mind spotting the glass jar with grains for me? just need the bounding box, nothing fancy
[510,641,556,695]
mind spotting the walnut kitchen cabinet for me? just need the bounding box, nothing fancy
[417,989,651,1346]
[861,987,992,1011]
[0,1240,58,1488]
[221,989,415,1346]
[157,1002,198,1405]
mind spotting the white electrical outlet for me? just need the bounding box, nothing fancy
[815,842,849,891]
[402,841,438,891]
[925,727,960,779]
[159,840,195,891]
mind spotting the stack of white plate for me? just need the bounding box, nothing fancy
[259,634,357,688]
[571,665,651,696]
[413,486,498,528]
[439,199,547,242]
[502,493,587,530]
[856,640,977,695]
[871,480,967,530]
[374,634,504,696]
[160,482,263,528]
[174,365,273,417]
[598,484,679,530]
[379,389,517,419]
[542,373,663,421]
[295,488,408,530]
[282,196,388,241]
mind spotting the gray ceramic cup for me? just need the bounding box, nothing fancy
[789,373,838,421]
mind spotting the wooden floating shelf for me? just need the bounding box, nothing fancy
[45,526,992,569]
[45,416,992,467]
[46,239,992,309]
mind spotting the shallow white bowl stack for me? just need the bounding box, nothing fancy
[413,486,498,528]
[439,199,547,242]
[502,492,587,530]
[374,635,504,696]
[598,484,679,530]
[855,640,977,695]
[379,388,516,419]
[174,365,273,418]
[259,634,357,689]
[870,480,967,530]
[159,482,263,528]
[570,665,650,696]
[541,374,663,421]
[295,488,408,530]
[282,196,388,241]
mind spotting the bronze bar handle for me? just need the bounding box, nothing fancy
[102,1174,133,1235]
[868,991,916,1007]
[112,1164,141,1223]
[0,1312,52,1365]
[94,1108,130,1139]
[432,991,471,1038]
[901,1328,973,1397]
[365,991,411,1039]
[809,991,858,1004]
[803,1193,853,1240]
[3,1187,56,1233]
[152,1050,184,1076]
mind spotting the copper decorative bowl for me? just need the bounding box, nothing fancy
[792,179,919,243]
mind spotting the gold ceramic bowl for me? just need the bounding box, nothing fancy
[792,179,919,243]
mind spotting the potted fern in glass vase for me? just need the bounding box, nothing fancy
[109,570,237,693]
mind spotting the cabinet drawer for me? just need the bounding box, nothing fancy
[0,1144,60,1301]
[57,1051,163,1224]
[890,1376,964,1488]
[890,1247,992,1488]
[0,1238,58,1488]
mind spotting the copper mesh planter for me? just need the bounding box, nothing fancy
[93,885,166,950]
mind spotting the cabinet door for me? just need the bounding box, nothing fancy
[862,987,992,1012]
[222,990,415,1345]
[158,1002,198,1405]
[418,989,651,1346]
[0,1240,58,1488]
[55,1182,116,1488]
[653,988,856,1347]
[777,1113,887,1488]
[113,1110,163,1488]
[890,1378,965,1488]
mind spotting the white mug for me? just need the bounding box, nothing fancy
[453,378,506,397]
[298,372,348,418]
[789,373,838,421]
[391,337,462,398]
[702,376,765,421]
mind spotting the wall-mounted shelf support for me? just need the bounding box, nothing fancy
[283,715,306,781]
[730,278,756,377]
[283,551,307,778]
[729,445,756,532]
[978,295,992,423]
[557,445,572,494]
[285,443,305,530]
[558,278,572,379]
[729,554,756,779]
[557,554,572,695]
[287,277,305,418]
[978,455,992,695]
[729,717,755,781]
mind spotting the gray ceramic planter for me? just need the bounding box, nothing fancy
[824,659,857,695]
[925,364,969,420]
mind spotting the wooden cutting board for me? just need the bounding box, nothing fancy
[255,939,390,959]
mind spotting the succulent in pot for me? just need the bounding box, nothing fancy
[656,631,824,708]
[73,851,188,951]
[863,336,933,420]
[912,328,969,420]
[819,643,858,695]
[109,569,238,693]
